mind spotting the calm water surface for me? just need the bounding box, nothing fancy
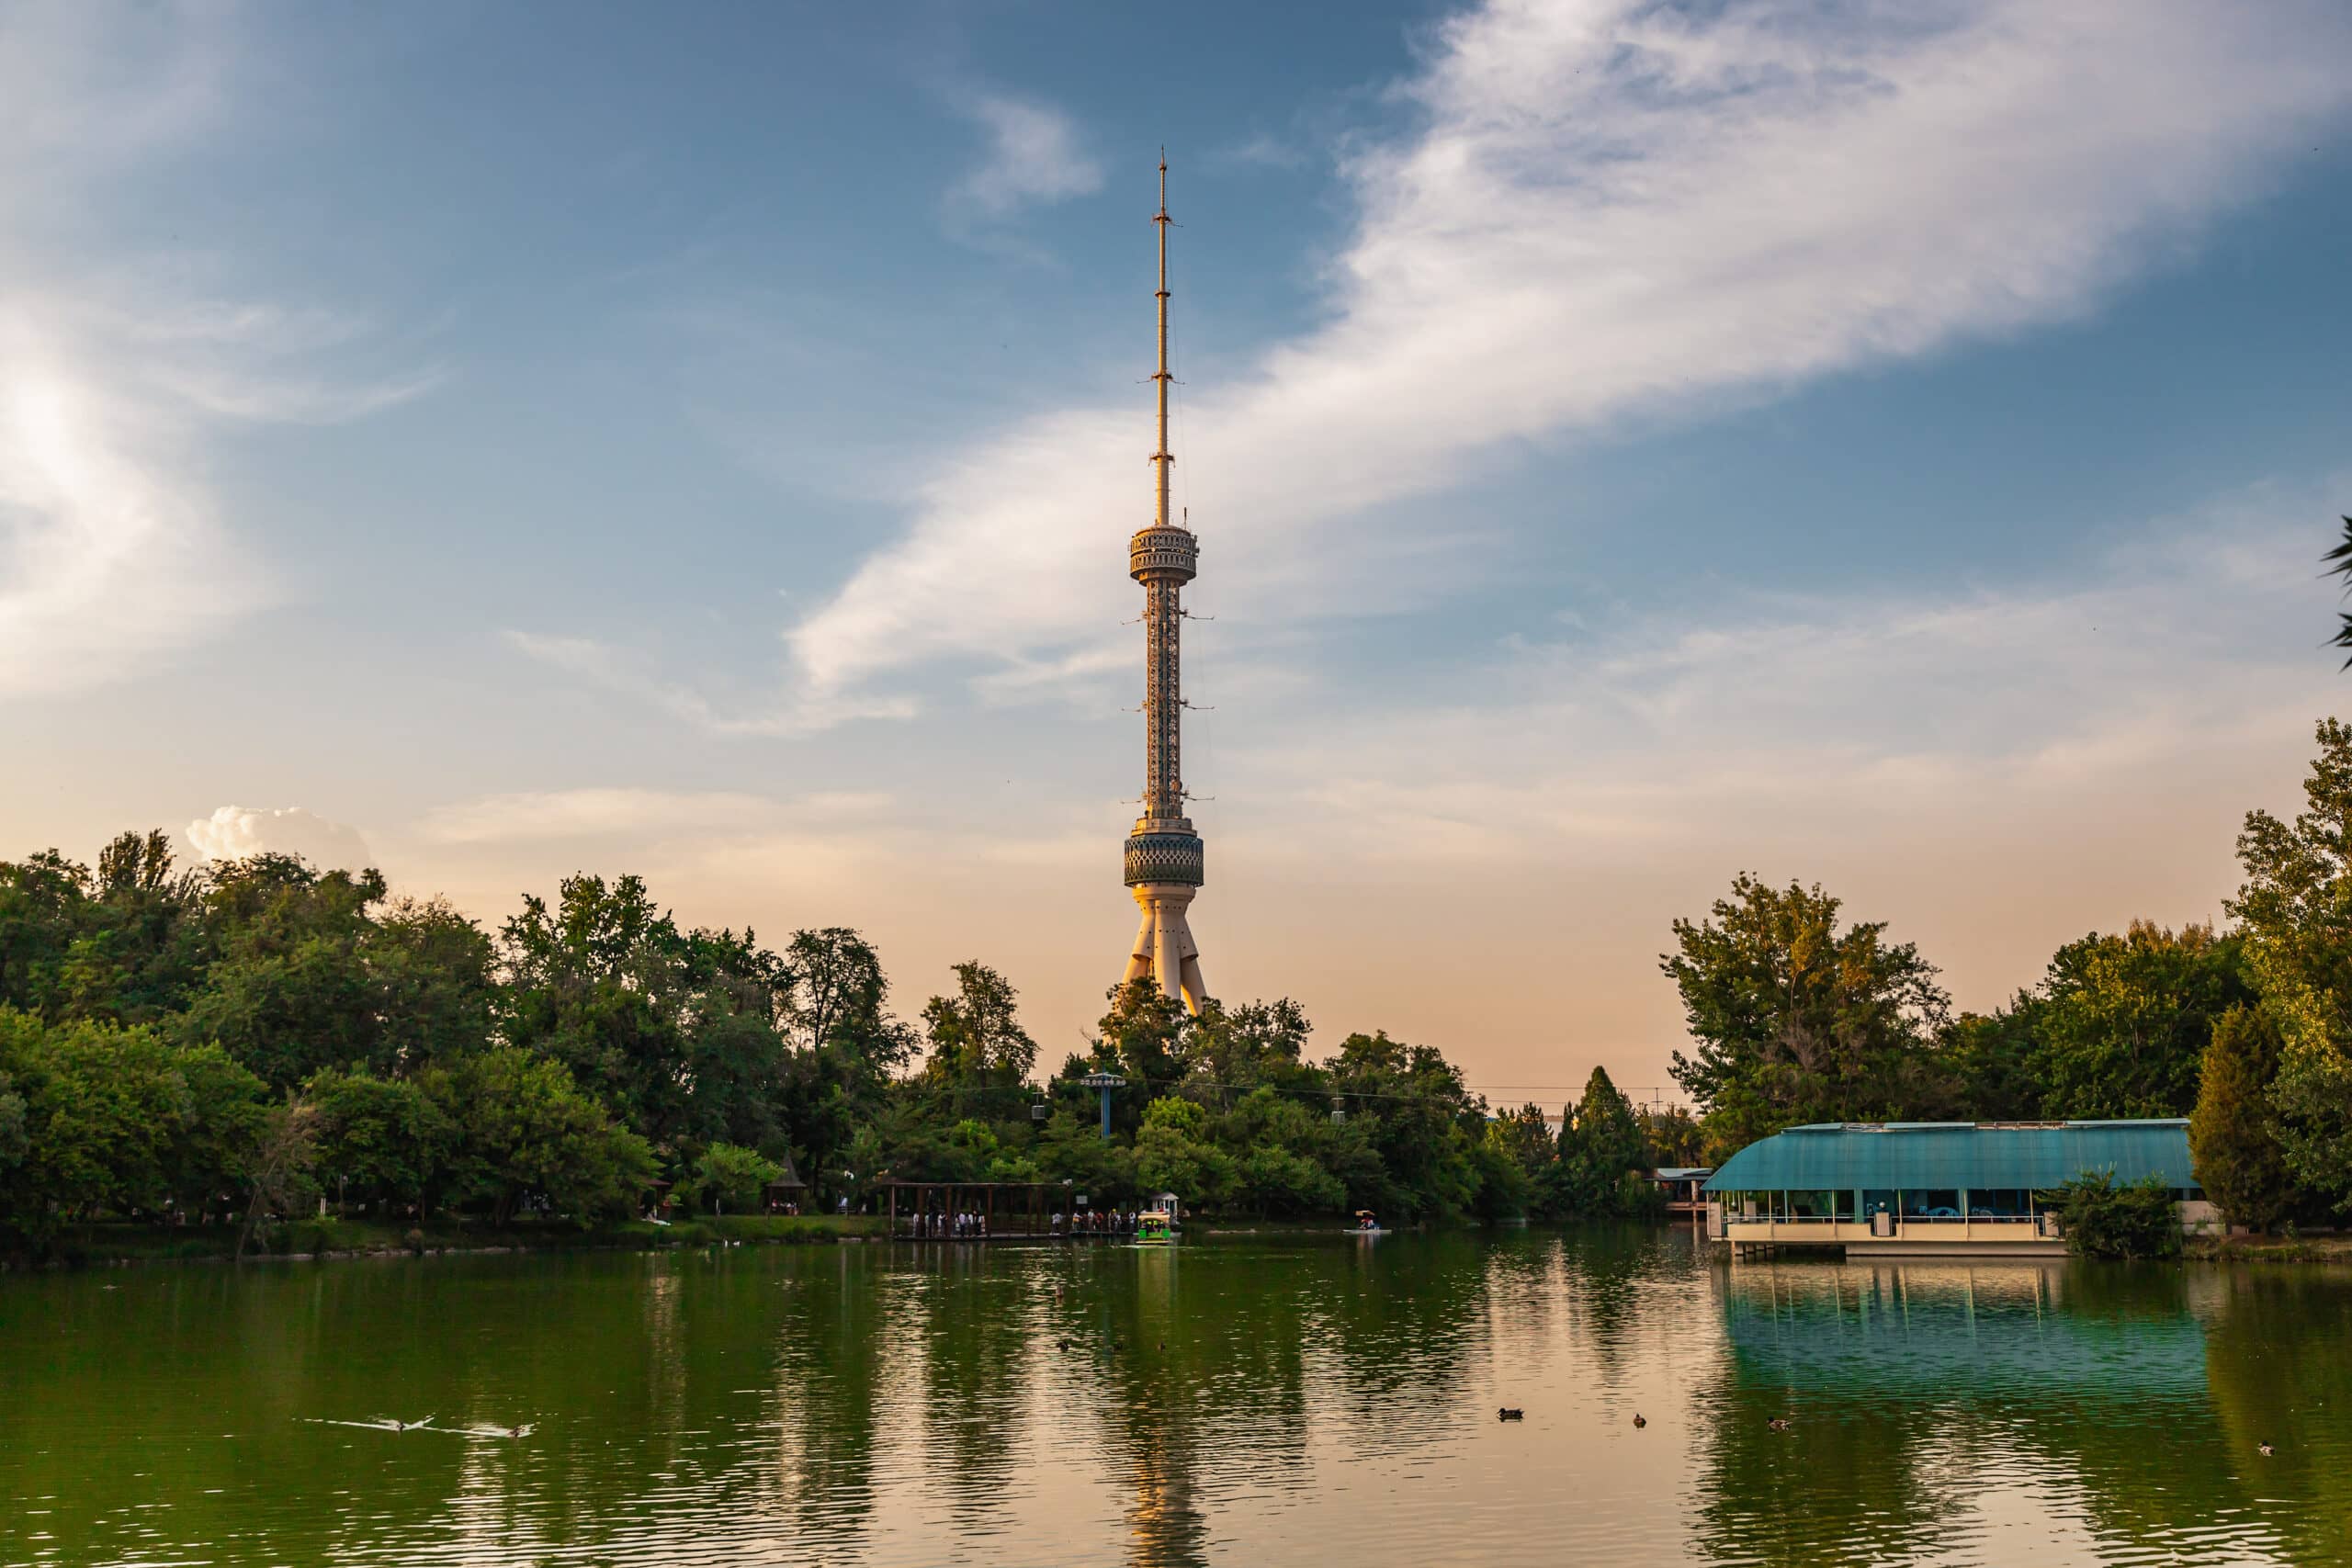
[3,1230,2347,1566]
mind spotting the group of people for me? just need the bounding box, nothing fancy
[901,1204,1161,1239]
[910,1210,990,1239]
[1050,1209,1146,1236]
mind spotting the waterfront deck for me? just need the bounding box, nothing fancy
[1719,1214,2064,1258]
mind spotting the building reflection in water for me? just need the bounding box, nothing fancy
[1691,1258,2330,1566]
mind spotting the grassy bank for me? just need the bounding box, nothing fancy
[12,1213,888,1269]
[2187,1232,2352,1263]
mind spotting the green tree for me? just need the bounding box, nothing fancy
[684,1142,783,1214]
[2226,718,2352,1214]
[2048,1171,2182,1259]
[2325,515,2352,666]
[1939,1001,2043,1122]
[1326,1030,1486,1220]
[499,874,791,1155]
[1211,1086,1359,1214]
[2029,922,2251,1119]
[307,1068,454,1215]
[0,851,90,1018]
[174,854,390,1089]
[2188,1007,2293,1233]
[918,962,1037,1122]
[368,897,494,1076]
[0,1009,266,1246]
[1033,1104,1136,1200]
[1186,997,1315,1106]
[1487,1102,1556,1195]
[163,1043,272,1219]
[777,927,917,1201]
[234,1095,322,1260]
[1559,1066,1649,1215]
[432,1047,655,1225]
[1135,1096,1236,1204]
[1095,979,1191,1122]
[1233,1142,1345,1214]
[62,831,209,1026]
[1640,1105,1705,1168]
[1664,873,1953,1159]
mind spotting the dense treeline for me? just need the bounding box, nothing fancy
[0,846,1675,1253]
[1665,717,2352,1231]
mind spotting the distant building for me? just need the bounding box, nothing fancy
[1702,1120,2218,1258]
[1652,1167,1712,1215]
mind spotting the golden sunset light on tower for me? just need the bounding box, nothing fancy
[1118,156,1207,1012]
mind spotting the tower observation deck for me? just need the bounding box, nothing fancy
[1119,157,1206,1013]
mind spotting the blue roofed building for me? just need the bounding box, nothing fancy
[1702,1120,2215,1258]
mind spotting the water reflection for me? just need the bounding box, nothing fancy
[1,1236,2346,1565]
[1699,1258,2349,1566]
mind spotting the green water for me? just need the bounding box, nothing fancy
[3,1230,2347,1566]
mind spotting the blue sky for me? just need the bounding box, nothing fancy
[6,0,2352,1100]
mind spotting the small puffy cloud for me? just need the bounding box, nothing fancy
[187,806,375,872]
[948,94,1103,223]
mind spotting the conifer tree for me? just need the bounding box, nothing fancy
[2188,1006,2292,1233]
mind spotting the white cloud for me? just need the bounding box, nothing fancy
[947,94,1105,223]
[502,630,916,735]
[0,7,437,699]
[187,806,376,872]
[1227,484,2344,870]
[786,0,2352,710]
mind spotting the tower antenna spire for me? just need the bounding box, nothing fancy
[1152,148,1173,533]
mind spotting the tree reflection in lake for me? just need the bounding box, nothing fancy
[4,1234,2349,1565]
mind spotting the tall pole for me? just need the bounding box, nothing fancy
[1154,154,1171,536]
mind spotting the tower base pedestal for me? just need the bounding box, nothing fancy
[1121,882,1205,1013]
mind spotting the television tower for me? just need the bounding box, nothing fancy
[1118,156,1206,1013]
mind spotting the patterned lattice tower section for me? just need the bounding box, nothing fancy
[1119,157,1207,1012]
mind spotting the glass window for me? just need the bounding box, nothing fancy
[1904,1189,1962,1219]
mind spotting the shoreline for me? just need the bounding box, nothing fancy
[6,1213,888,1270]
[2185,1232,2352,1263]
[14,1216,2347,1271]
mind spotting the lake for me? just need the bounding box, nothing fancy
[4,1229,2346,1566]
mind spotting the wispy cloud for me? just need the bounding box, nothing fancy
[1231,483,2346,869]
[946,94,1105,226]
[503,630,916,735]
[0,6,437,699]
[785,0,2352,713]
